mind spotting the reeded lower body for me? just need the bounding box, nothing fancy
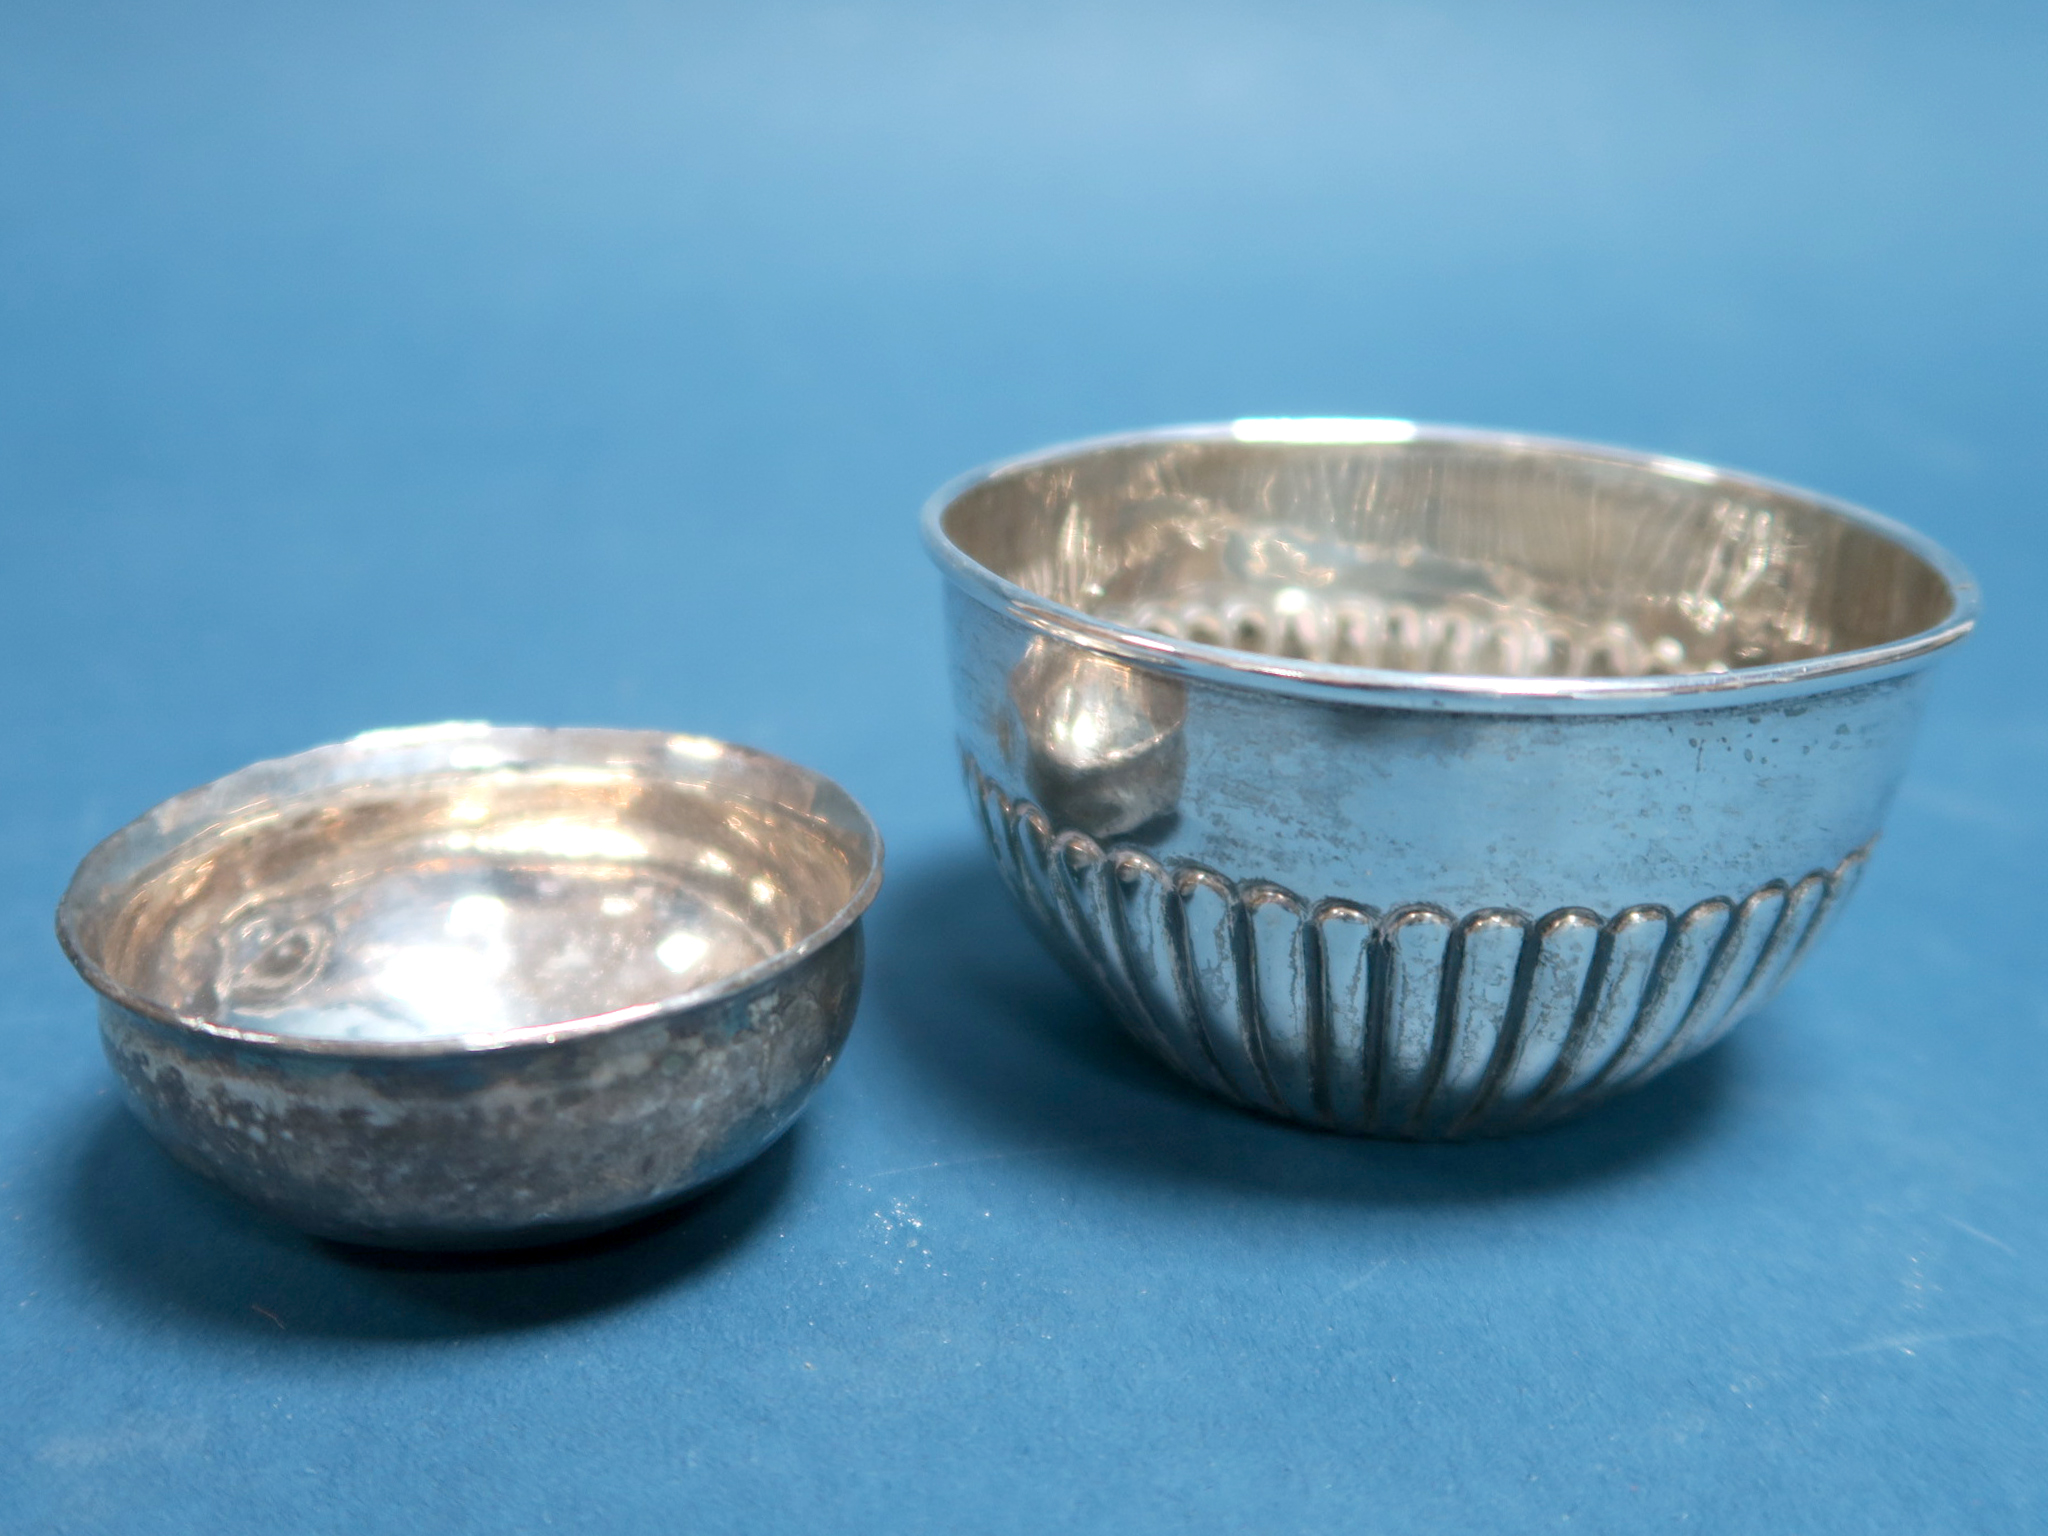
[968,754,1863,1136]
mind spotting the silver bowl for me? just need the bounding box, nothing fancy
[924,420,1978,1138]
[56,723,883,1246]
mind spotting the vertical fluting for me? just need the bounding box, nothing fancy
[1370,906,1454,1130]
[1313,902,1378,1132]
[1783,846,1868,982]
[1244,882,1320,1123]
[1108,849,1234,1098]
[1178,868,1279,1112]
[1599,897,1734,1090]
[1543,906,1669,1106]
[1417,910,1528,1135]
[1639,880,1789,1078]
[1724,870,1829,1025]
[1477,908,1603,1125]
[1005,800,1064,940]
[963,753,1873,1138]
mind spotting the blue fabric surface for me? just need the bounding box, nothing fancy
[3,3,2044,1530]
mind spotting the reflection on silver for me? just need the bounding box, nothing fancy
[56,723,884,1246]
[1009,638,1186,839]
[926,421,1978,1137]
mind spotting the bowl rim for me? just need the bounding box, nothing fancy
[921,419,1982,714]
[55,722,885,1058]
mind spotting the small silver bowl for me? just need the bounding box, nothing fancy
[56,724,883,1247]
[925,420,1978,1138]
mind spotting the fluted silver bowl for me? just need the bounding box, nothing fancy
[924,420,1977,1138]
[57,724,883,1246]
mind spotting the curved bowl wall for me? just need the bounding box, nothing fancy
[928,423,1974,1137]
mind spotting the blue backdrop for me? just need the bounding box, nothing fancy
[3,3,2043,1531]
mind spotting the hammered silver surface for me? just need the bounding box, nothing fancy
[57,724,883,1245]
[95,928,863,1246]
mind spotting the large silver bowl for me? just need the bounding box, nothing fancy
[57,724,883,1246]
[924,420,1977,1138]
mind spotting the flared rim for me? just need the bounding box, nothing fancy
[922,419,1981,714]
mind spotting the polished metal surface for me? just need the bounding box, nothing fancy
[57,723,884,1245]
[926,420,1977,1136]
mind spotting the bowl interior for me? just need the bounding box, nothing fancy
[939,430,1962,679]
[63,729,879,1045]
